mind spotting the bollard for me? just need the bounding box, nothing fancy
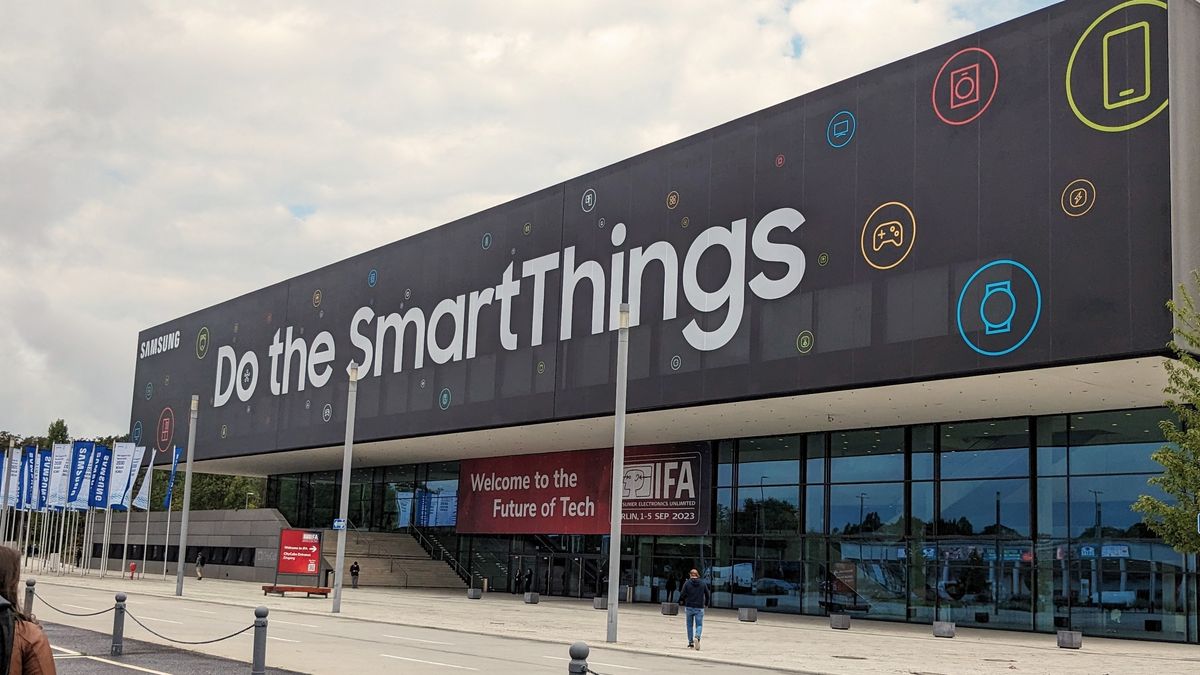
[467,588,483,600]
[23,580,34,617]
[738,607,758,622]
[251,606,269,675]
[660,602,678,615]
[568,641,589,674]
[1056,630,1082,649]
[933,621,956,638]
[830,613,851,630]
[111,593,127,656]
[524,592,540,604]
[593,597,607,610]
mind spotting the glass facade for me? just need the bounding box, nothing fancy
[266,406,1198,643]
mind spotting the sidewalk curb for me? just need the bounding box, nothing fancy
[36,577,827,674]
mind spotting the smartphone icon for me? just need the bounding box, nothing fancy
[1102,21,1151,110]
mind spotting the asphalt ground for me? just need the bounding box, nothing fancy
[45,621,301,675]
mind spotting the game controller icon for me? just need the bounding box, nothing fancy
[872,221,904,252]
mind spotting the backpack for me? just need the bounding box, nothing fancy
[0,596,16,675]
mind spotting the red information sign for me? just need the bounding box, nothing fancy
[277,528,322,576]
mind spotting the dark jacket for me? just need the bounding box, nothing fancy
[678,578,710,608]
[350,563,360,576]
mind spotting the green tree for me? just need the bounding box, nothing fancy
[1132,274,1200,554]
[47,419,69,445]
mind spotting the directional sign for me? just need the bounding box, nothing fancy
[332,518,346,531]
[276,528,322,576]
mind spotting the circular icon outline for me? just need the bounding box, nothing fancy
[956,259,1043,357]
[322,403,332,423]
[481,232,492,250]
[1060,178,1097,217]
[670,355,682,371]
[581,189,597,213]
[155,406,175,453]
[860,201,917,271]
[196,326,210,359]
[367,269,378,287]
[1065,0,1168,134]
[132,421,143,444]
[796,331,815,354]
[931,47,1000,126]
[439,387,452,410]
[666,191,680,210]
[312,289,322,308]
[144,382,153,400]
[817,252,830,267]
[825,110,857,148]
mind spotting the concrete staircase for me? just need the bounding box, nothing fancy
[320,530,465,589]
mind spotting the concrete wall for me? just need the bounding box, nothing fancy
[86,508,323,585]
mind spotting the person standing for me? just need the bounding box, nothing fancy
[523,568,533,594]
[0,547,55,673]
[195,551,205,580]
[679,568,710,650]
[665,574,678,603]
[350,561,360,589]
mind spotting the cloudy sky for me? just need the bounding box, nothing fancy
[0,0,1056,439]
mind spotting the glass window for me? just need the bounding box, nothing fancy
[1068,475,1170,539]
[737,436,801,486]
[940,419,1029,479]
[829,483,904,536]
[828,540,907,620]
[911,482,934,537]
[1036,415,1067,476]
[939,478,1030,537]
[1036,477,1068,539]
[804,435,825,484]
[912,425,934,481]
[804,486,824,535]
[717,441,734,487]
[830,428,904,483]
[735,486,799,535]
[716,488,733,534]
[1067,409,1174,475]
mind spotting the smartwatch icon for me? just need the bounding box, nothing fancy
[981,280,1016,335]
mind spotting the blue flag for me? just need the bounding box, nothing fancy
[19,447,35,510]
[68,441,94,504]
[37,449,51,511]
[162,446,183,509]
[88,446,113,508]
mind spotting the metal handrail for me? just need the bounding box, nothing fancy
[410,525,476,587]
[388,559,410,588]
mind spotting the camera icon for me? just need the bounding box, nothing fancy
[949,63,980,109]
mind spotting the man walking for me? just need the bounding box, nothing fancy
[679,568,710,650]
[195,551,205,580]
[350,560,360,589]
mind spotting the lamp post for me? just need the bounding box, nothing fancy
[605,304,630,644]
[1089,489,1103,623]
[857,492,868,534]
[994,490,1001,616]
[333,363,359,614]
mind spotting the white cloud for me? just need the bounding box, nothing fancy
[0,0,1056,439]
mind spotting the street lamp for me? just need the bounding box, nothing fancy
[245,492,256,510]
[1088,489,1103,622]
[857,492,868,534]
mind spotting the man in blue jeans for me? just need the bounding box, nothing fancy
[678,568,711,650]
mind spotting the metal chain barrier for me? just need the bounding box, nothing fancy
[32,592,114,617]
[124,609,255,645]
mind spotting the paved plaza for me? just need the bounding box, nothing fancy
[25,573,1200,674]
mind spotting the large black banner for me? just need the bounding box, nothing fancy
[131,0,1174,461]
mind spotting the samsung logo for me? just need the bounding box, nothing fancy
[140,330,181,359]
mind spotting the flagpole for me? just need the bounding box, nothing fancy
[0,444,11,547]
[162,498,172,579]
[140,450,156,579]
[99,507,111,577]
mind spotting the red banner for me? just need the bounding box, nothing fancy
[277,528,322,576]
[457,448,612,534]
[457,443,710,535]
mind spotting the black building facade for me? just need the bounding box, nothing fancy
[131,0,1200,643]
